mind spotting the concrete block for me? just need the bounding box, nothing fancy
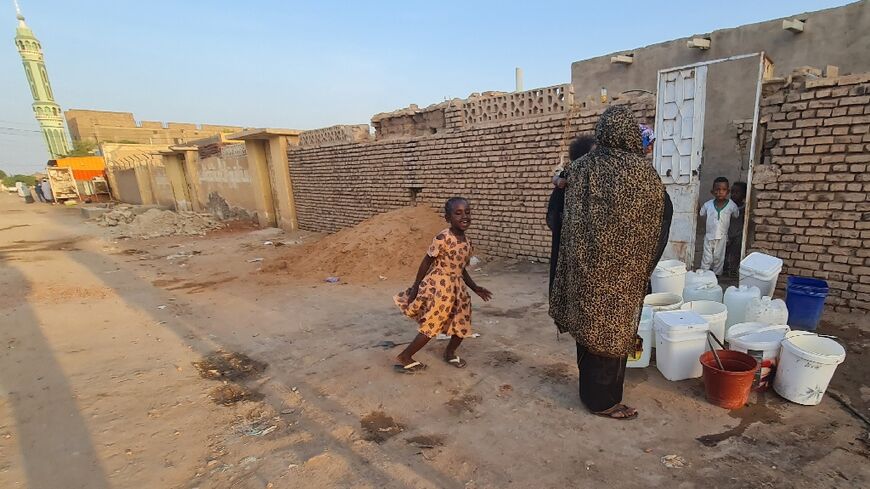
[80,206,110,219]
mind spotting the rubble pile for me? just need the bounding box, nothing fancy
[96,206,223,239]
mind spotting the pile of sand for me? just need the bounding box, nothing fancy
[101,208,224,239]
[265,206,447,283]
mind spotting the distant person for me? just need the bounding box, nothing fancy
[393,197,492,373]
[700,177,740,276]
[41,178,53,203]
[33,180,46,202]
[546,135,595,295]
[550,106,667,420]
[725,181,747,277]
[639,123,655,155]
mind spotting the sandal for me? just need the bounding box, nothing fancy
[444,356,467,369]
[393,361,427,374]
[594,404,638,421]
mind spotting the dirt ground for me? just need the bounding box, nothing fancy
[0,193,868,489]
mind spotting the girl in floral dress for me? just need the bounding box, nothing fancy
[393,197,492,373]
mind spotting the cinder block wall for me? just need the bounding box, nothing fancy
[753,72,870,312]
[287,95,655,262]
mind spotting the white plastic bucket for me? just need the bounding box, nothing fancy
[628,306,653,369]
[654,310,709,381]
[728,325,791,390]
[683,282,724,303]
[644,293,684,347]
[740,252,783,297]
[773,331,846,405]
[651,260,687,296]
[680,300,728,346]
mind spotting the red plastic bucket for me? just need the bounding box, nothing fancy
[700,350,758,409]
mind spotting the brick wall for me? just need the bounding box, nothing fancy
[753,72,870,312]
[287,96,655,261]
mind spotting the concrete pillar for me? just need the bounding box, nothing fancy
[161,152,193,211]
[178,148,203,211]
[133,162,155,205]
[244,139,278,227]
[264,135,298,231]
[228,128,302,229]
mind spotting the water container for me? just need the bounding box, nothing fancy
[683,282,724,303]
[684,270,718,289]
[725,322,769,345]
[654,310,709,381]
[745,296,789,326]
[785,276,829,331]
[774,331,846,405]
[740,252,783,297]
[724,285,762,332]
[727,325,790,390]
[651,259,688,296]
[628,306,653,369]
[680,301,728,346]
[643,293,684,347]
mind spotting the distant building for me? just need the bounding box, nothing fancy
[65,109,244,146]
[13,0,70,159]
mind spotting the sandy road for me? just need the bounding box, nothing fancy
[0,193,867,489]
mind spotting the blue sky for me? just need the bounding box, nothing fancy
[0,0,852,174]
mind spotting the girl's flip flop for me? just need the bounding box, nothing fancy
[393,361,427,374]
[444,356,467,369]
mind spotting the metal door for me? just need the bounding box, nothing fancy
[653,66,707,265]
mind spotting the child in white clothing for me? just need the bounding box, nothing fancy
[700,177,740,275]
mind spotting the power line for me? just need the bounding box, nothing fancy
[0,126,43,133]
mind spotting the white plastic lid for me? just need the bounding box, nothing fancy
[729,328,789,352]
[653,310,709,333]
[740,252,783,275]
[725,322,771,341]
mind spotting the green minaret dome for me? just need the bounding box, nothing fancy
[13,0,70,159]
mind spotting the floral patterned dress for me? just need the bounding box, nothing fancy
[395,229,473,338]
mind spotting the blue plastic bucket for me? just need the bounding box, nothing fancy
[785,276,829,331]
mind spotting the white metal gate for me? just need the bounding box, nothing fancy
[653,53,769,267]
[653,66,707,265]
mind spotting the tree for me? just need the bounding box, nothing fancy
[0,169,7,180]
[2,174,37,187]
[64,139,97,157]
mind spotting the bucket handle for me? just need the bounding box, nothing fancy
[707,330,727,350]
[707,332,726,371]
[786,331,848,349]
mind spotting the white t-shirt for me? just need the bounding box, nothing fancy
[700,199,740,240]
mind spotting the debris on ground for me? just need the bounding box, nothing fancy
[263,206,447,283]
[661,455,689,469]
[236,418,279,437]
[95,207,223,239]
[208,383,264,405]
[360,411,405,443]
[193,350,268,381]
[406,434,445,448]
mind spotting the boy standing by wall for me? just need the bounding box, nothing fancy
[724,181,747,277]
[700,177,740,276]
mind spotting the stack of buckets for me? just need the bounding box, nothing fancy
[640,252,845,410]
